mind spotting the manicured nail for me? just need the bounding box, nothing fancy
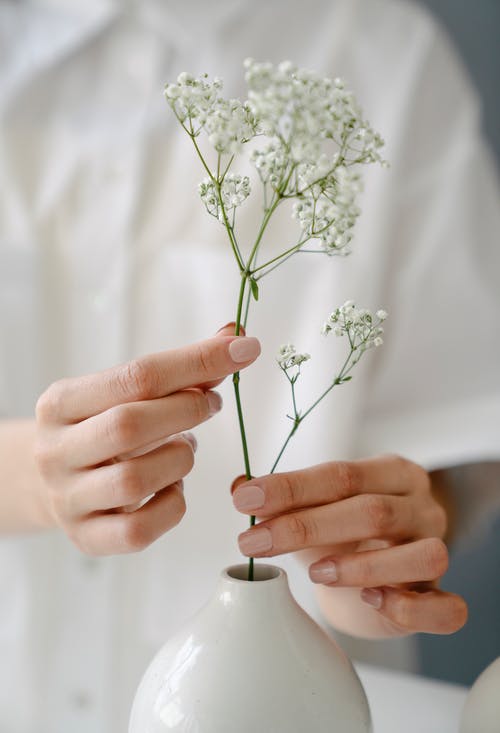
[238,527,272,555]
[228,337,261,363]
[361,588,383,609]
[309,561,338,584]
[233,485,265,512]
[207,391,223,415]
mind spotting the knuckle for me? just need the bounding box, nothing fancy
[167,489,187,528]
[111,462,144,505]
[107,405,139,450]
[46,486,64,523]
[364,495,395,535]
[284,513,316,546]
[191,343,218,378]
[116,358,159,401]
[422,537,449,578]
[186,390,210,423]
[120,514,152,552]
[335,461,361,498]
[279,472,301,507]
[388,454,429,492]
[74,528,103,557]
[412,462,431,493]
[34,441,57,479]
[433,503,448,538]
[355,555,375,584]
[389,593,414,630]
[36,380,67,423]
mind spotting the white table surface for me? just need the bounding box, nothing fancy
[355,663,468,733]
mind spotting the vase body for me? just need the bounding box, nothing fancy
[460,656,500,733]
[129,563,372,732]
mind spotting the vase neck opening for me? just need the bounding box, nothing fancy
[225,564,282,582]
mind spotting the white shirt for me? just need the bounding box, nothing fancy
[1,0,499,730]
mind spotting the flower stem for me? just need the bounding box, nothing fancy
[270,347,356,474]
[232,273,256,580]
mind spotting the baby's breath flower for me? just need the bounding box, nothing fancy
[322,302,387,350]
[164,72,223,127]
[165,72,258,153]
[276,344,311,371]
[292,166,362,255]
[198,174,251,223]
[204,98,257,154]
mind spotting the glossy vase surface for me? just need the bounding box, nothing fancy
[129,563,372,732]
[460,656,500,733]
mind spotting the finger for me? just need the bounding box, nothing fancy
[308,538,449,587]
[36,333,260,424]
[237,494,418,557]
[63,388,221,468]
[71,482,186,555]
[360,586,468,635]
[232,456,429,517]
[66,436,196,516]
[200,323,246,390]
[114,430,197,461]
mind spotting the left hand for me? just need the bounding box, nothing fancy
[232,455,468,636]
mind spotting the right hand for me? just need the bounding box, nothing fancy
[34,327,260,555]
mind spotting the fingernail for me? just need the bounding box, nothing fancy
[361,588,383,609]
[238,527,272,555]
[207,391,223,415]
[228,337,261,363]
[309,561,338,584]
[233,485,265,512]
[181,432,198,452]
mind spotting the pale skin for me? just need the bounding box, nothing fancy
[0,325,467,638]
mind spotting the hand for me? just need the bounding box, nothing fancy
[232,455,467,636]
[35,326,260,555]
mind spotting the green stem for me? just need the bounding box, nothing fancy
[188,133,245,272]
[232,274,256,580]
[270,348,356,475]
[247,194,281,269]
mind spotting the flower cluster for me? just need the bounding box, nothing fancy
[165,72,222,126]
[165,72,257,153]
[276,344,311,371]
[244,60,383,163]
[321,301,387,350]
[166,59,386,264]
[199,174,251,223]
[292,166,362,255]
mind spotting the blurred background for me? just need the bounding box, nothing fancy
[373,0,499,686]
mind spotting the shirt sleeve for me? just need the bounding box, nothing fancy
[355,13,500,472]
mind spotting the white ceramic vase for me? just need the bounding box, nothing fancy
[460,656,500,733]
[129,563,372,732]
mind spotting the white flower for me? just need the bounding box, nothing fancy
[199,174,251,223]
[321,303,388,350]
[244,58,385,167]
[292,166,363,255]
[276,344,311,370]
[164,72,223,126]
